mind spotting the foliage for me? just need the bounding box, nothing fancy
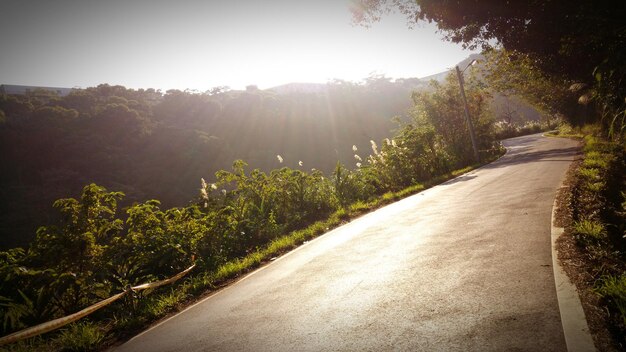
[0,71,505,349]
[493,120,546,140]
[412,73,495,165]
[0,80,423,250]
[597,274,626,327]
[352,0,625,138]
[332,162,372,206]
[0,184,194,337]
[573,219,607,247]
[569,133,624,247]
[559,126,626,346]
[53,321,105,352]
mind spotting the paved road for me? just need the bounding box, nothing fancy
[115,134,579,352]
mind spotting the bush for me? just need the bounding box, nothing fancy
[493,120,548,139]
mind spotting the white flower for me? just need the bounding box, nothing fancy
[370,140,379,155]
[385,138,391,146]
[221,189,227,196]
[277,155,283,163]
[210,183,217,190]
[356,162,362,168]
[299,160,303,167]
[352,145,358,152]
[391,139,397,147]
[354,154,362,161]
[200,178,208,199]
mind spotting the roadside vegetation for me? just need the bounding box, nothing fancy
[0,79,412,250]
[553,124,626,348]
[0,70,508,350]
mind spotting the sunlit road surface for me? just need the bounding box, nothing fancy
[115,134,579,352]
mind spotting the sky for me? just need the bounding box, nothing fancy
[0,0,479,91]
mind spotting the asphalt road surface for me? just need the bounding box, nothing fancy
[115,133,580,352]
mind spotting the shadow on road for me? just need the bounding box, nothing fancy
[442,174,477,185]
[483,146,581,170]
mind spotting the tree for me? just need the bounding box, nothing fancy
[352,0,626,134]
[31,106,79,125]
[2,184,126,323]
[353,1,622,80]
[410,72,494,166]
[480,49,594,126]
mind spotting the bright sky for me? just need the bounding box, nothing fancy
[0,0,479,91]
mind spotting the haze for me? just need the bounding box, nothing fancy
[0,0,478,90]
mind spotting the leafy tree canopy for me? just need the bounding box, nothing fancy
[353,1,623,80]
[352,0,625,130]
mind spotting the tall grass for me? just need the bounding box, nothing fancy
[53,321,104,352]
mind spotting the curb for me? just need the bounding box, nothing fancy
[551,188,596,352]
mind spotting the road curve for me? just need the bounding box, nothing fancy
[115,133,579,352]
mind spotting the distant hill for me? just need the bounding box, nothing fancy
[0,84,74,96]
[418,71,449,83]
[267,82,329,94]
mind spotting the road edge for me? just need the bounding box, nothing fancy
[551,187,596,352]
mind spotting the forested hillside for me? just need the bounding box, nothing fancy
[0,66,512,348]
[0,78,423,249]
[0,70,546,249]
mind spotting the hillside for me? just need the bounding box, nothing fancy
[0,66,547,249]
[0,79,417,249]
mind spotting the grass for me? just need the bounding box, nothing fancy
[597,275,626,325]
[573,219,607,246]
[52,321,104,352]
[582,154,610,169]
[143,289,188,318]
[574,135,619,193]
[544,122,585,139]
[578,167,600,181]
[0,336,45,352]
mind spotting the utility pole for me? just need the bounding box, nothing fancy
[456,64,480,163]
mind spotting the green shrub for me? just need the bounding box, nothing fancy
[558,123,576,136]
